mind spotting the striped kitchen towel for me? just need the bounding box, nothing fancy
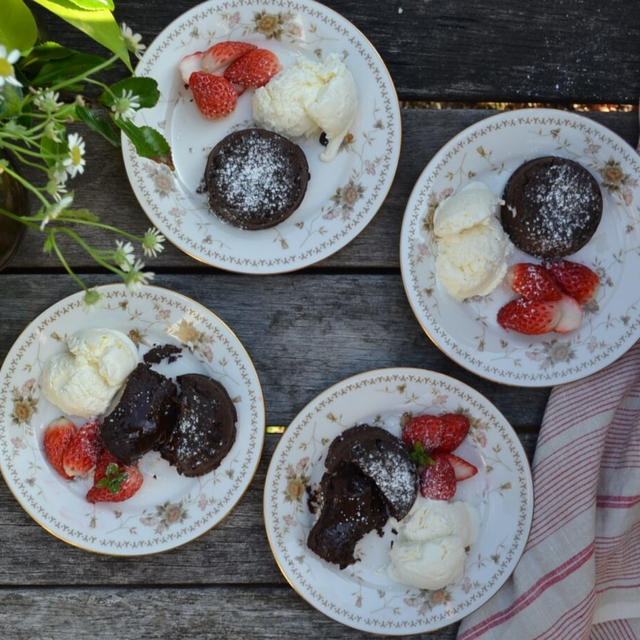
[457,341,640,640]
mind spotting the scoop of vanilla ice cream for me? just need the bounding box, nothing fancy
[41,328,138,417]
[253,54,357,162]
[436,216,511,300]
[388,497,479,590]
[434,182,502,236]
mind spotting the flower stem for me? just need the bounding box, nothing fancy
[48,233,88,291]
[61,217,142,242]
[0,207,40,229]
[1,165,49,206]
[48,55,120,93]
[58,227,125,276]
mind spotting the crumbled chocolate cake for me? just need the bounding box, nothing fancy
[204,128,310,230]
[100,363,177,464]
[501,156,602,258]
[143,343,182,365]
[159,373,236,477]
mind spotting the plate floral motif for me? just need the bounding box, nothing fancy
[400,108,640,386]
[0,285,264,555]
[263,368,533,634]
[122,0,401,274]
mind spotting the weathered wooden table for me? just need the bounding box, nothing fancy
[1,1,639,638]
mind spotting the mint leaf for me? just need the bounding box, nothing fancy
[95,462,129,493]
[410,442,435,467]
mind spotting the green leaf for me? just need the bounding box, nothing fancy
[410,441,435,467]
[116,117,173,169]
[96,462,128,493]
[0,84,24,118]
[67,0,114,10]
[18,42,75,78]
[59,207,99,222]
[40,135,67,169]
[31,51,106,86]
[0,0,38,52]
[30,0,131,70]
[75,105,120,147]
[100,77,160,109]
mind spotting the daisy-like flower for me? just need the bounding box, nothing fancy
[114,240,135,271]
[111,89,140,121]
[121,22,146,59]
[141,227,165,257]
[40,193,73,230]
[33,89,62,113]
[51,161,69,186]
[45,178,67,198]
[124,258,154,291]
[0,46,21,89]
[63,132,86,178]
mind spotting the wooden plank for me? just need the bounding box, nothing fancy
[0,273,540,585]
[36,1,640,103]
[0,586,458,639]
[5,110,638,271]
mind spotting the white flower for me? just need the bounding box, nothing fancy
[63,133,86,178]
[121,22,146,59]
[141,227,165,257]
[33,89,62,113]
[0,46,21,88]
[40,193,73,230]
[44,121,62,142]
[111,89,140,120]
[45,178,67,197]
[51,162,69,185]
[114,240,135,271]
[125,258,154,291]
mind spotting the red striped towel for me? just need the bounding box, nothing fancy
[457,341,640,640]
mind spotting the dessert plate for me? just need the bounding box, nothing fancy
[122,0,401,274]
[400,108,640,387]
[0,284,264,555]
[263,368,533,634]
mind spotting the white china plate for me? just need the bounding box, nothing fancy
[122,0,401,274]
[264,368,533,634]
[400,108,640,386]
[0,284,264,555]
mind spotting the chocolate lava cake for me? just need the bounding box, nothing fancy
[500,156,602,258]
[159,374,237,477]
[100,363,177,464]
[307,425,418,568]
[204,128,310,230]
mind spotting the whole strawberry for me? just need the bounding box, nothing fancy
[62,418,101,477]
[546,260,600,304]
[86,450,143,503]
[43,417,76,479]
[189,71,237,120]
[223,48,281,93]
[402,414,444,451]
[419,453,456,500]
[436,413,470,453]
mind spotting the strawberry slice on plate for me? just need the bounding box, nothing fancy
[223,48,281,94]
[86,450,143,503]
[419,453,456,500]
[189,71,237,120]
[436,413,470,453]
[43,417,76,479]
[202,41,256,73]
[62,418,101,477]
[444,453,478,481]
[546,260,600,304]
[178,51,203,84]
[497,297,562,334]
[506,263,562,301]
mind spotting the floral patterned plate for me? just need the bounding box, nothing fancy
[263,368,533,634]
[400,108,640,386]
[0,284,264,555]
[122,0,401,274]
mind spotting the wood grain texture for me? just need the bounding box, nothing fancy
[36,0,640,103]
[5,110,638,271]
[0,586,457,639]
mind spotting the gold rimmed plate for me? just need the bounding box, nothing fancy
[0,284,264,555]
[122,0,401,274]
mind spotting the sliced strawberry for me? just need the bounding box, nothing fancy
[506,263,562,301]
[62,418,101,477]
[445,453,478,481]
[546,260,600,304]
[419,453,456,500]
[436,413,470,453]
[223,48,281,94]
[497,297,562,335]
[189,71,237,120]
[202,41,256,73]
[178,51,203,84]
[86,450,143,503]
[554,295,583,333]
[402,414,444,451]
[43,417,76,479]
